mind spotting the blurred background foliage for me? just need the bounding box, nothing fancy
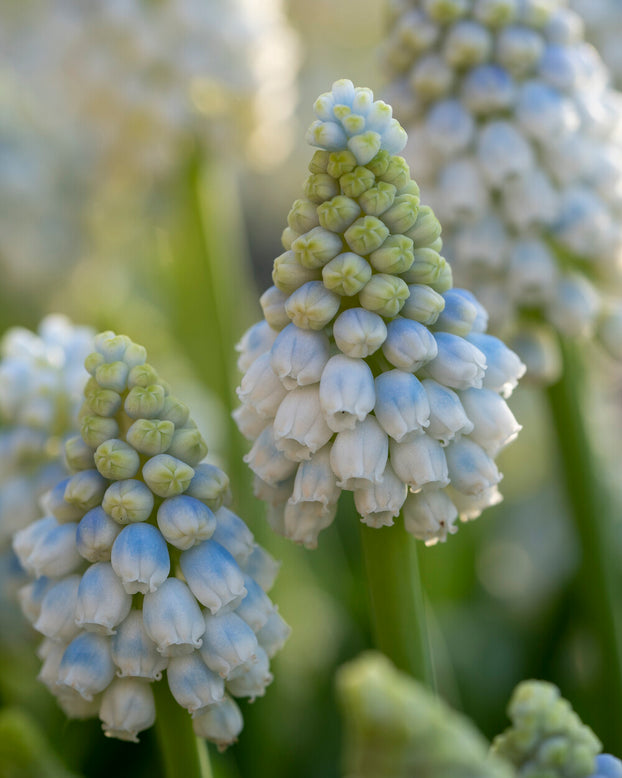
[1,0,622,776]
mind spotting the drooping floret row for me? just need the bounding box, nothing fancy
[384,0,622,381]
[13,331,289,748]
[235,80,525,549]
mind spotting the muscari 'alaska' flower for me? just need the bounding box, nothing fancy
[384,0,622,381]
[590,754,622,778]
[570,0,622,88]
[0,316,92,611]
[13,331,289,748]
[234,80,524,549]
[491,680,602,776]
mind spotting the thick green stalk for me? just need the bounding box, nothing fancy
[546,337,622,746]
[359,522,436,688]
[153,680,213,778]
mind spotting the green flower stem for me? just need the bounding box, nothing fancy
[359,522,436,688]
[153,679,213,778]
[546,336,622,747]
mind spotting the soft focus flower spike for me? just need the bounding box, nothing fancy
[384,2,622,381]
[337,651,514,778]
[235,81,524,547]
[14,331,288,748]
[491,679,602,776]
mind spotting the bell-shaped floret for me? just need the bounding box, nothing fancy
[76,507,122,563]
[240,545,280,593]
[390,433,449,492]
[200,610,259,678]
[467,333,525,397]
[402,489,459,545]
[374,370,431,442]
[273,385,333,460]
[99,678,155,742]
[110,523,170,594]
[319,355,375,432]
[18,576,54,625]
[156,495,216,551]
[192,695,244,749]
[256,610,291,658]
[382,318,439,372]
[237,353,288,418]
[179,541,247,614]
[34,575,81,642]
[142,578,205,656]
[226,646,273,701]
[460,388,521,457]
[167,653,225,713]
[270,324,331,390]
[64,469,108,512]
[236,321,278,373]
[235,576,275,633]
[75,562,132,635]
[185,463,230,511]
[210,507,255,566]
[17,519,81,579]
[332,308,388,357]
[243,425,298,486]
[423,332,487,390]
[422,379,474,445]
[57,632,115,701]
[284,499,338,549]
[445,438,502,496]
[330,417,389,489]
[354,464,408,527]
[111,610,168,680]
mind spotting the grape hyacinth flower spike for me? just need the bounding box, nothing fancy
[0,315,93,620]
[235,79,525,551]
[13,331,289,750]
[384,0,622,382]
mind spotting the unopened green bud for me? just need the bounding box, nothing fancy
[285,281,341,330]
[260,286,291,330]
[64,469,108,511]
[429,258,453,293]
[94,332,131,361]
[401,284,446,325]
[87,387,123,417]
[327,150,357,178]
[81,415,120,448]
[124,384,167,420]
[366,149,391,177]
[186,464,230,510]
[84,352,105,376]
[102,479,154,524]
[382,194,420,234]
[359,274,410,317]
[142,454,194,498]
[322,253,372,296]
[378,156,410,190]
[65,435,95,471]
[308,149,330,174]
[428,236,443,252]
[126,419,175,456]
[292,226,344,269]
[272,251,321,294]
[83,377,100,399]
[405,206,442,248]
[128,364,159,389]
[340,166,376,199]
[398,180,421,198]
[317,195,361,233]
[401,248,443,285]
[345,216,390,255]
[304,173,340,204]
[359,182,397,216]
[281,226,298,250]
[161,395,190,427]
[123,342,147,368]
[369,235,414,274]
[348,130,382,165]
[166,427,208,468]
[94,361,130,393]
[94,439,141,480]
[287,198,320,233]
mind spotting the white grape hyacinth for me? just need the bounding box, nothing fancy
[570,0,622,88]
[383,0,622,382]
[13,331,289,748]
[234,80,525,550]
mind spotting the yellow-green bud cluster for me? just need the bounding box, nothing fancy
[491,680,601,776]
[13,331,289,748]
